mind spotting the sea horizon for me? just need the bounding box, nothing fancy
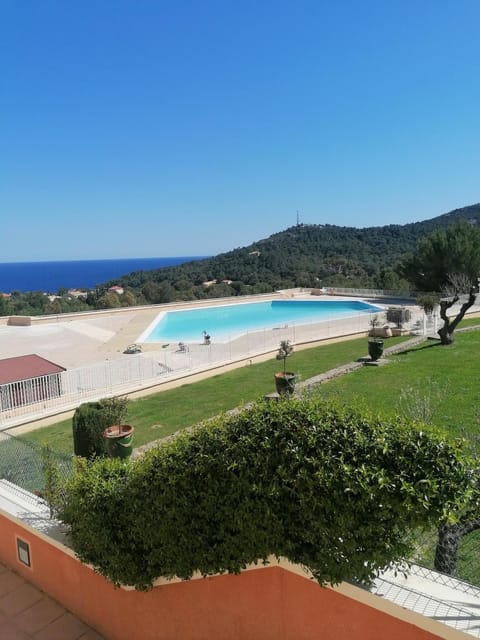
[0,256,207,294]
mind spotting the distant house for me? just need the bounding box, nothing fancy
[0,354,66,411]
[249,250,261,256]
[108,286,124,295]
[202,280,217,287]
[67,289,87,298]
[222,279,233,285]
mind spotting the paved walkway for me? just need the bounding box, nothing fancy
[0,561,103,639]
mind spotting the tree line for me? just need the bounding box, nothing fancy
[2,202,480,316]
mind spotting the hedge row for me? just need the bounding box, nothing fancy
[60,397,472,590]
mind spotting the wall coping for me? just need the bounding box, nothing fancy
[0,494,472,640]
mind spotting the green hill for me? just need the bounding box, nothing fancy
[5,202,479,316]
[109,203,480,303]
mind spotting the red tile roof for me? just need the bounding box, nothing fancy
[0,355,65,385]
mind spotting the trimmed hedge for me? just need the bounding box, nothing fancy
[61,397,472,590]
[72,398,129,458]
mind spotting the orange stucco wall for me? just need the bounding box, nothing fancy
[0,511,455,640]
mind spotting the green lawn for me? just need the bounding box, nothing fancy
[23,335,410,454]
[317,329,480,440]
[21,321,480,455]
[15,321,480,585]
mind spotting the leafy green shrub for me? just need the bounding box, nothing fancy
[417,294,440,315]
[61,397,472,590]
[72,397,129,458]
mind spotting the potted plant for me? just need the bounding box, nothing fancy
[386,306,412,336]
[103,424,135,459]
[274,340,295,395]
[368,315,384,361]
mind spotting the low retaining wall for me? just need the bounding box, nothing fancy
[0,508,467,640]
[7,315,31,326]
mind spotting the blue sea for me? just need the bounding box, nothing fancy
[0,257,207,294]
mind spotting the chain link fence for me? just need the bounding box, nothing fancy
[0,430,73,505]
[410,525,480,587]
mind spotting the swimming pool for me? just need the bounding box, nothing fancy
[139,299,382,343]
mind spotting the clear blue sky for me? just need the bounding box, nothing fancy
[2,0,480,261]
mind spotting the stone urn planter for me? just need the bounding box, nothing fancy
[274,371,296,395]
[368,314,385,361]
[368,339,384,361]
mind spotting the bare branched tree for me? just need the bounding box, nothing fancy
[441,272,474,298]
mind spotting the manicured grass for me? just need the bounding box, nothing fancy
[318,329,480,440]
[23,335,409,454]
[457,316,480,328]
[21,325,480,456]
[18,324,480,585]
[22,421,78,456]
[309,326,480,584]
[457,529,480,584]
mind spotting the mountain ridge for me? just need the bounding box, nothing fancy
[108,202,480,302]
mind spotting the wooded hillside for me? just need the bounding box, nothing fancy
[2,202,479,315]
[108,203,480,303]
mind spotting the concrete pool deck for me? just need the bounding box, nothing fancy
[4,290,478,435]
[0,292,387,369]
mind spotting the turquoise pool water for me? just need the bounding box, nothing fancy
[141,299,382,343]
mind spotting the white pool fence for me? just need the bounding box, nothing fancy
[0,306,426,430]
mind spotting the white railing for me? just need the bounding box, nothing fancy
[314,286,417,299]
[0,357,168,429]
[0,309,417,430]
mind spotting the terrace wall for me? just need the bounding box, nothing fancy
[0,509,469,640]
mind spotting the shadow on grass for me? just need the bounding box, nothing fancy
[394,340,443,357]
